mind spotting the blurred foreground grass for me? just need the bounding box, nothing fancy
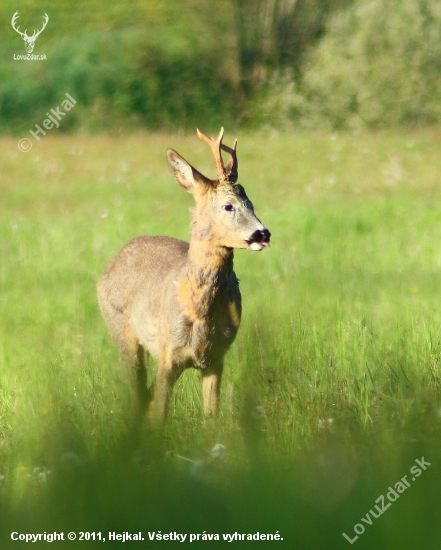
[1,130,441,548]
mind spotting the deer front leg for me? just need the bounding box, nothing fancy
[202,361,223,417]
[134,346,151,413]
[120,324,150,413]
[149,357,183,423]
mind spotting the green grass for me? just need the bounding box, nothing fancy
[1,130,441,548]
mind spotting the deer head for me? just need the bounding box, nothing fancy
[11,11,49,54]
[167,128,271,251]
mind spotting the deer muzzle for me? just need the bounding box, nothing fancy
[247,228,271,251]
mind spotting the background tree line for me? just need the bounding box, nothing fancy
[1,0,440,133]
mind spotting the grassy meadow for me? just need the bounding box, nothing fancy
[1,129,441,548]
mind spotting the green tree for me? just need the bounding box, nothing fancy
[230,0,348,97]
[262,0,441,129]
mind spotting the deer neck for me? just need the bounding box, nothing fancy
[178,239,234,321]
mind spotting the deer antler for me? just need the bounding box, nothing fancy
[196,128,238,184]
[11,11,26,39]
[11,11,49,40]
[32,13,49,39]
[221,139,238,183]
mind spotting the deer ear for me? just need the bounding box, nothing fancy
[166,149,211,194]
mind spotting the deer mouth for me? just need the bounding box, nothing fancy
[246,229,271,251]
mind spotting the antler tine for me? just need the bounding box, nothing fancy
[221,138,238,183]
[11,11,26,38]
[33,13,49,38]
[196,127,227,182]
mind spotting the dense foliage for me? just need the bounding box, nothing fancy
[1,0,440,132]
[263,0,441,130]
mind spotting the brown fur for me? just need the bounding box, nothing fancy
[97,129,270,421]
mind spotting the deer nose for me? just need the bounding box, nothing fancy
[250,228,271,244]
[261,228,271,243]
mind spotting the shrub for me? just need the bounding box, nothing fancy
[260,0,441,130]
[1,28,240,134]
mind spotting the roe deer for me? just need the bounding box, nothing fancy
[97,128,270,422]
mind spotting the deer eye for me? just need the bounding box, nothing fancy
[222,204,234,212]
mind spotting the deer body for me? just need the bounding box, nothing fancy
[98,129,270,421]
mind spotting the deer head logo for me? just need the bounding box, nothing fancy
[11,11,49,54]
